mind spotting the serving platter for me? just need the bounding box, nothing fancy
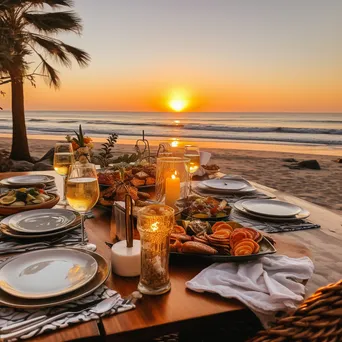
[0,193,60,216]
[8,209,76,233]
[170,220,276,262]
[170,236,276,262]
[234,200,310,221]
[0,249,110,309]
[0,248,98,299]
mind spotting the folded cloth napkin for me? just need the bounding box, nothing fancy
[0,285,135,340]
[186,255,314,327]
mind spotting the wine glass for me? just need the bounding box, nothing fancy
[184,145,200,193]
[66,163,99,251]
[54,143,74,204]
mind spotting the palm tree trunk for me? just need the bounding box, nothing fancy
[9,70,31,161]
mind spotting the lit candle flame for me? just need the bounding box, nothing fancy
[151,222,159,232]
[171,140,179,147]
[171,171,178,180]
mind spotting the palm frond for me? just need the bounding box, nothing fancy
[38,54,60,87]
[0,0,24,10]
[26,0,73,8]
[61,43,90,67]
[31,35,71,67]
[23,11,82,33]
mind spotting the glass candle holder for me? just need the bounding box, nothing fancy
[137,204,175,295]
[156,157,190,208]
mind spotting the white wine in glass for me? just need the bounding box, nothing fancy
[54,152,74,176]
[54,143,74,204]
[66,163,99,251]
[184,145,200,193]
[67,178,99,212]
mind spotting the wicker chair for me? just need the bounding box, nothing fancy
[249,279,342,342]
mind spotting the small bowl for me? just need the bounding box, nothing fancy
[180,207,232,222]
[0,193,60,216]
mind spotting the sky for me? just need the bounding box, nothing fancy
[1,0,342,112]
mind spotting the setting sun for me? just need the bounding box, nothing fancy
[169,98,188,112]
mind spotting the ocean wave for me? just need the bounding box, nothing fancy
[23,128,342,145]
[28,118,47,122]
[44,119,342,135]
[183,124,342,135]
[84,120,185,128]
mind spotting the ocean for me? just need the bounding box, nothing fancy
[1,111,342,147]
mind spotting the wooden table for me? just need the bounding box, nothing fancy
[1,171,341,342]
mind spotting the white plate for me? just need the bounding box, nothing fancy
[0,249,98,299]
[8,209,76,233]
[203,179,247,191]
[0,249,109,309]
[0,212,80,239]
[197,182,256,194]
[234,200,310,221]
[242,199,302,217]
[6,175,55,185]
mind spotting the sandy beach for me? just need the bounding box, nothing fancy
[1,136,341,214]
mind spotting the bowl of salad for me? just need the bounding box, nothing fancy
[177,195,231,221]
[0,188,59,215]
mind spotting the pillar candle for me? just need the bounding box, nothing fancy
[165,172,180,208]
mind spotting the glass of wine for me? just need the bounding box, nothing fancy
[66,163,99,251]
[184,145,200,193]
[54,142,74,204]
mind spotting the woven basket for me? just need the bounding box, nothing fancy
[249,279,342,342]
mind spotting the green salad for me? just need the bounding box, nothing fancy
[0,188,51,206]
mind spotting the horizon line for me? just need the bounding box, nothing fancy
[1,110,342,114]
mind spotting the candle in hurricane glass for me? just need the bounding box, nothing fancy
[155,157,190,205]
[137,205,174,295]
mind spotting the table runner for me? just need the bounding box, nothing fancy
[0,226,87,254]
[229,209,320,233]
[0,285,135,340]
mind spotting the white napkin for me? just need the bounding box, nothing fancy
[186,255,314,327]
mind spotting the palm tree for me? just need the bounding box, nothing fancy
[0,0,90,161]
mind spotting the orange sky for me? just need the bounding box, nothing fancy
[1,0,342,113]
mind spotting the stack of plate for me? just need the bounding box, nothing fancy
[234,199,310,221]
[0,248,110,308]
[0,175,56,191]
[0,209,81,239]
[198,178,256,194]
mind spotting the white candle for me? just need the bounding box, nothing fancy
[165,172,180,208]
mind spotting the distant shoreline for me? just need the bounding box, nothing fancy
[0,134,341,157]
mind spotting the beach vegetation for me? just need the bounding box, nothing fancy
[0,0,90,161]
